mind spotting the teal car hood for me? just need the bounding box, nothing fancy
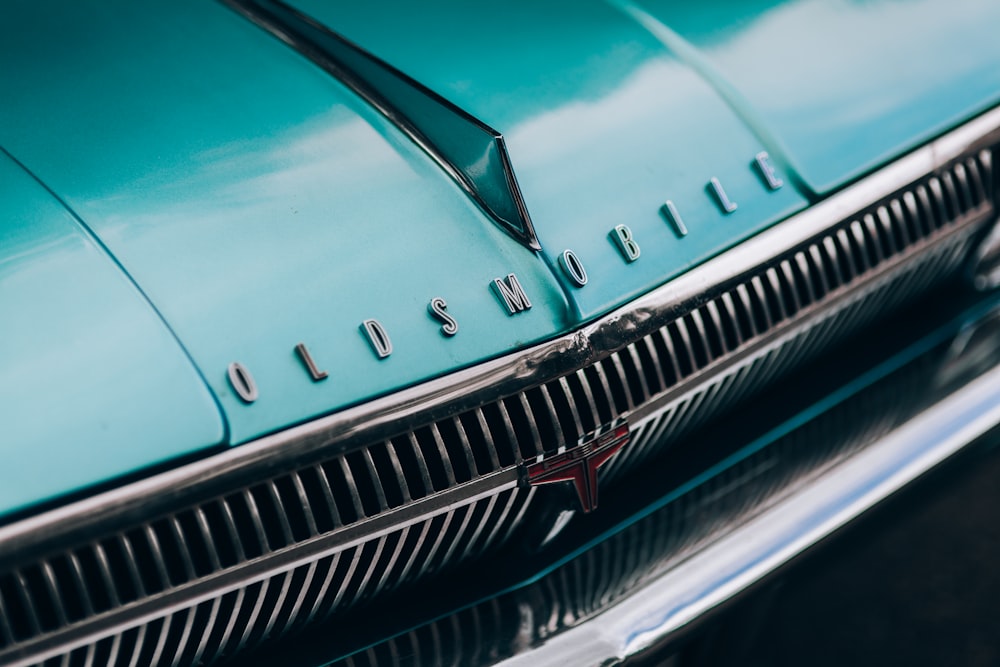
[0,152,225,517]
[628,0,1000,195]
[1,0,999,514]
[0,1,573,452]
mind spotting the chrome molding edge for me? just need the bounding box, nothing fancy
[497,353,1000,666]
[224,0,541,250]
[1,106,998,561]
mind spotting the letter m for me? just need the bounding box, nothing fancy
[492,273,533,315]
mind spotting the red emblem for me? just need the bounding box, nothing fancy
[524,419,630,513]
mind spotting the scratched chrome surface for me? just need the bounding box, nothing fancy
[0,112,995,666]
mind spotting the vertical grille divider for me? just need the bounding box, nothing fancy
[14,570,42,639]
[542,380,582,450]
[566,368,603,433]
[371,527,412,597]
[411,514,453,581]
[276,561,318,634]
[469,409,503,471]
[186,597,221,667]
[396,433,433,500]
[39,562,68,631]
[582,362,618,424]
[300,555,340,626]
[0,580,15,647]
[446,417,480,481]
[288,472,320,537]
[464,494,502,557]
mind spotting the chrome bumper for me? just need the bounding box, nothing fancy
[501,326,1000,666]
[280,297,1000,667]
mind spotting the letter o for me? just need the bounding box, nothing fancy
[559,249,588,287]
[227,362,259,403]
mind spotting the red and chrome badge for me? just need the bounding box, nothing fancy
[522,418,630,513]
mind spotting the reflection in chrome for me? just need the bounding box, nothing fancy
[318,301,1000,666]
[227,361,259,403]
[0,109,995,667]
[971,210,1000,290]
[428,297,459,337]
[224,0,541,250]
[611,223,641,262]
[754,151,784,190]
[361,319,393,359]
[661,199,689,237]
[559,249,589,287]
[708,176,738,213]
[491,274,533,315]
[295,342,329,381]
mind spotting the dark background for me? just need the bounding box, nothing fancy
[690,439,1000,667]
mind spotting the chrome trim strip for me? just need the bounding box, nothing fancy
[1,106,998,563]
[223,0,541,250]
[497,358,1000,666]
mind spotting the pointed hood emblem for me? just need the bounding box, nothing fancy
[522,418,631,513]
[227,0,540,250]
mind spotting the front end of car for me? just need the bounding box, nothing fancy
[2,1,1000,665]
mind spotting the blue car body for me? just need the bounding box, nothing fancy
[1,3,1000,664]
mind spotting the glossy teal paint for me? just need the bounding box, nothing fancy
[632,0,1000,194]
[0,0,568,446]
[1,0,998,505]
[0,152,225,518]
[288,0,809,321]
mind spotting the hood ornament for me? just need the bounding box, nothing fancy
[228,0,540,251]
[521,418,631,513]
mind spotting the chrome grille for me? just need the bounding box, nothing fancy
[0,131,995,667]
[0,478,536,666]
[556,150,993,483]
[316,336,952,667]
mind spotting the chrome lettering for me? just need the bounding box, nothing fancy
[754,151,784,190]
[492,273,533,315]
[361,319,393,358]
[611,224,640,262]
[428,297,459,336]
[661,200,688,237]
[227,362,259,403]
[559,249,588,287]
[295,342,329,381]
[709,177,738,213]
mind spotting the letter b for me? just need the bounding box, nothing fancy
[611,224,641,262]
